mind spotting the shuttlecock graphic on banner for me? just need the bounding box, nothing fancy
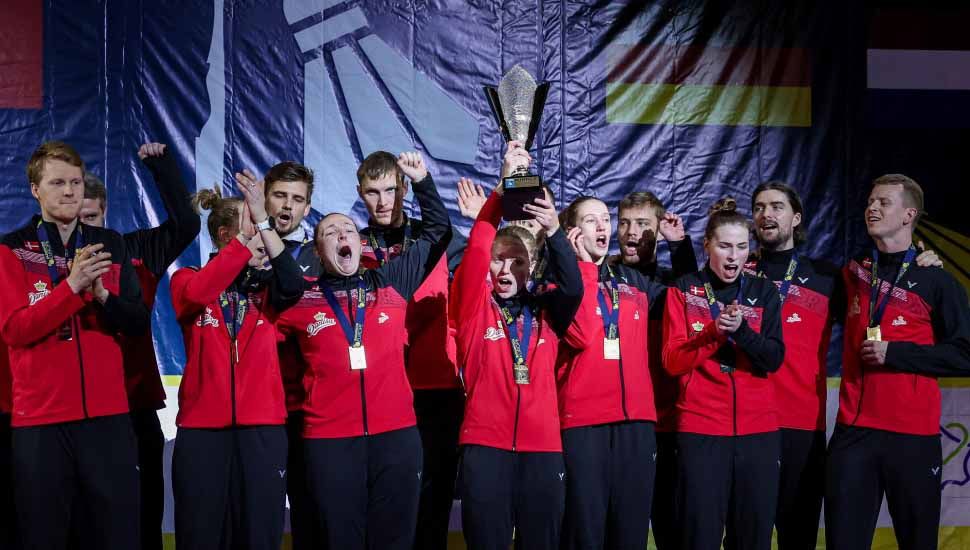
[285,0,478,216]
[194,0,479,262]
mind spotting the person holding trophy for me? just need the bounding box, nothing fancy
[450,64,590,550]
[451,137,584,550]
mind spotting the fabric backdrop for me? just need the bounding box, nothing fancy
[2,1,969,546]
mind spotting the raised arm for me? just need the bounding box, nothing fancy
[660,211,698,280]
[169,238,252,321]
[531,206,583,339]
[125,143,201,278]
[450,189,502,328]
[379,153,452,300]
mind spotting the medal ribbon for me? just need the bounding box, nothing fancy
[499,303,533,370]
[36,220,84,288]
[321,276,367,347]
[868,246,917,328]
[369,220,411,266]
[758,252,798,305]
[597,266,620,339]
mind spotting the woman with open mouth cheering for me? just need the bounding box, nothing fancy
[555,194,669,550]
[450,141,584,550]
[662,197,785,550]
[275,152,451,550]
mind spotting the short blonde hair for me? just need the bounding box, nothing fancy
[27,141,84,185]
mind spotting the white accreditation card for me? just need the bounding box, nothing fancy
[603,338,620,360]
[349,345,367,370]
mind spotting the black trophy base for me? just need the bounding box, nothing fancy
[501,174,544,221]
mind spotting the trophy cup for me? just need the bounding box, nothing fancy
[484,65,550,220]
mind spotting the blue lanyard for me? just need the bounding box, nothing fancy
[868,246,917,328]
[321,277,367,346]
[597,266,620,339]
[369,220,411,266]
[36,220,83,288]
[289,236,311,260]
[758,252,799,305]
[218,290,248,341]
[499,303,533,367]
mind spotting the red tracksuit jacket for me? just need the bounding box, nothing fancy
[0,339,10,414]
[278,236,321,412]
[361,215,460,391]
[838,249,970,435]
[0,218,149,427]
[450,193,584,452]
[663,268,785,436]
[276,175,452,438]
[607,238,700,433]
[557,260,666,429]
[743,249,841,431]
[170,238,303,428]
[120,151,200,411]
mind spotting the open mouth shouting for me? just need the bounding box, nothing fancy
[758,220,778,234]
[276,211,293,229]
[496,275,515,294]
[336,244,355,271]
[594,233,609,252]
[623,239,639,256]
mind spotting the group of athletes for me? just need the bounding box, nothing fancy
[0,137,968,550]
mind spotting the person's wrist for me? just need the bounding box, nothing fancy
[255,217,273,232]
[67,276,84,294]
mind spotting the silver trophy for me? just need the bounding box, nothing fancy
[484,65,550,220]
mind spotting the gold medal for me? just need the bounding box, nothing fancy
[866,326,882,342]
[513,363,530,385]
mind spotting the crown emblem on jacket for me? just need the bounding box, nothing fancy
[307,311,336,337]
[28,280,50,306]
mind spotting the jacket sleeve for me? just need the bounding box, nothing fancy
[624,265,669,309]
[96,233,150,336]
[886,271,970,376]
[732,281,786,373]
[662,286,727,376]
[124,151,201,278]
[561,261,601,350]
[446,230,468,278]
[449,192,501,338]
[535,228,584,338]
[0,245,86,347]
[266,250,306,314]
[170,239,252,322]
[668,236,699,279]
[379,175,453,300]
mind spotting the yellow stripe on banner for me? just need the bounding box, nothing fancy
[827,376,970,389]
[915,221,970,299]
[606,82,812,127]
[162,375,182,387]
